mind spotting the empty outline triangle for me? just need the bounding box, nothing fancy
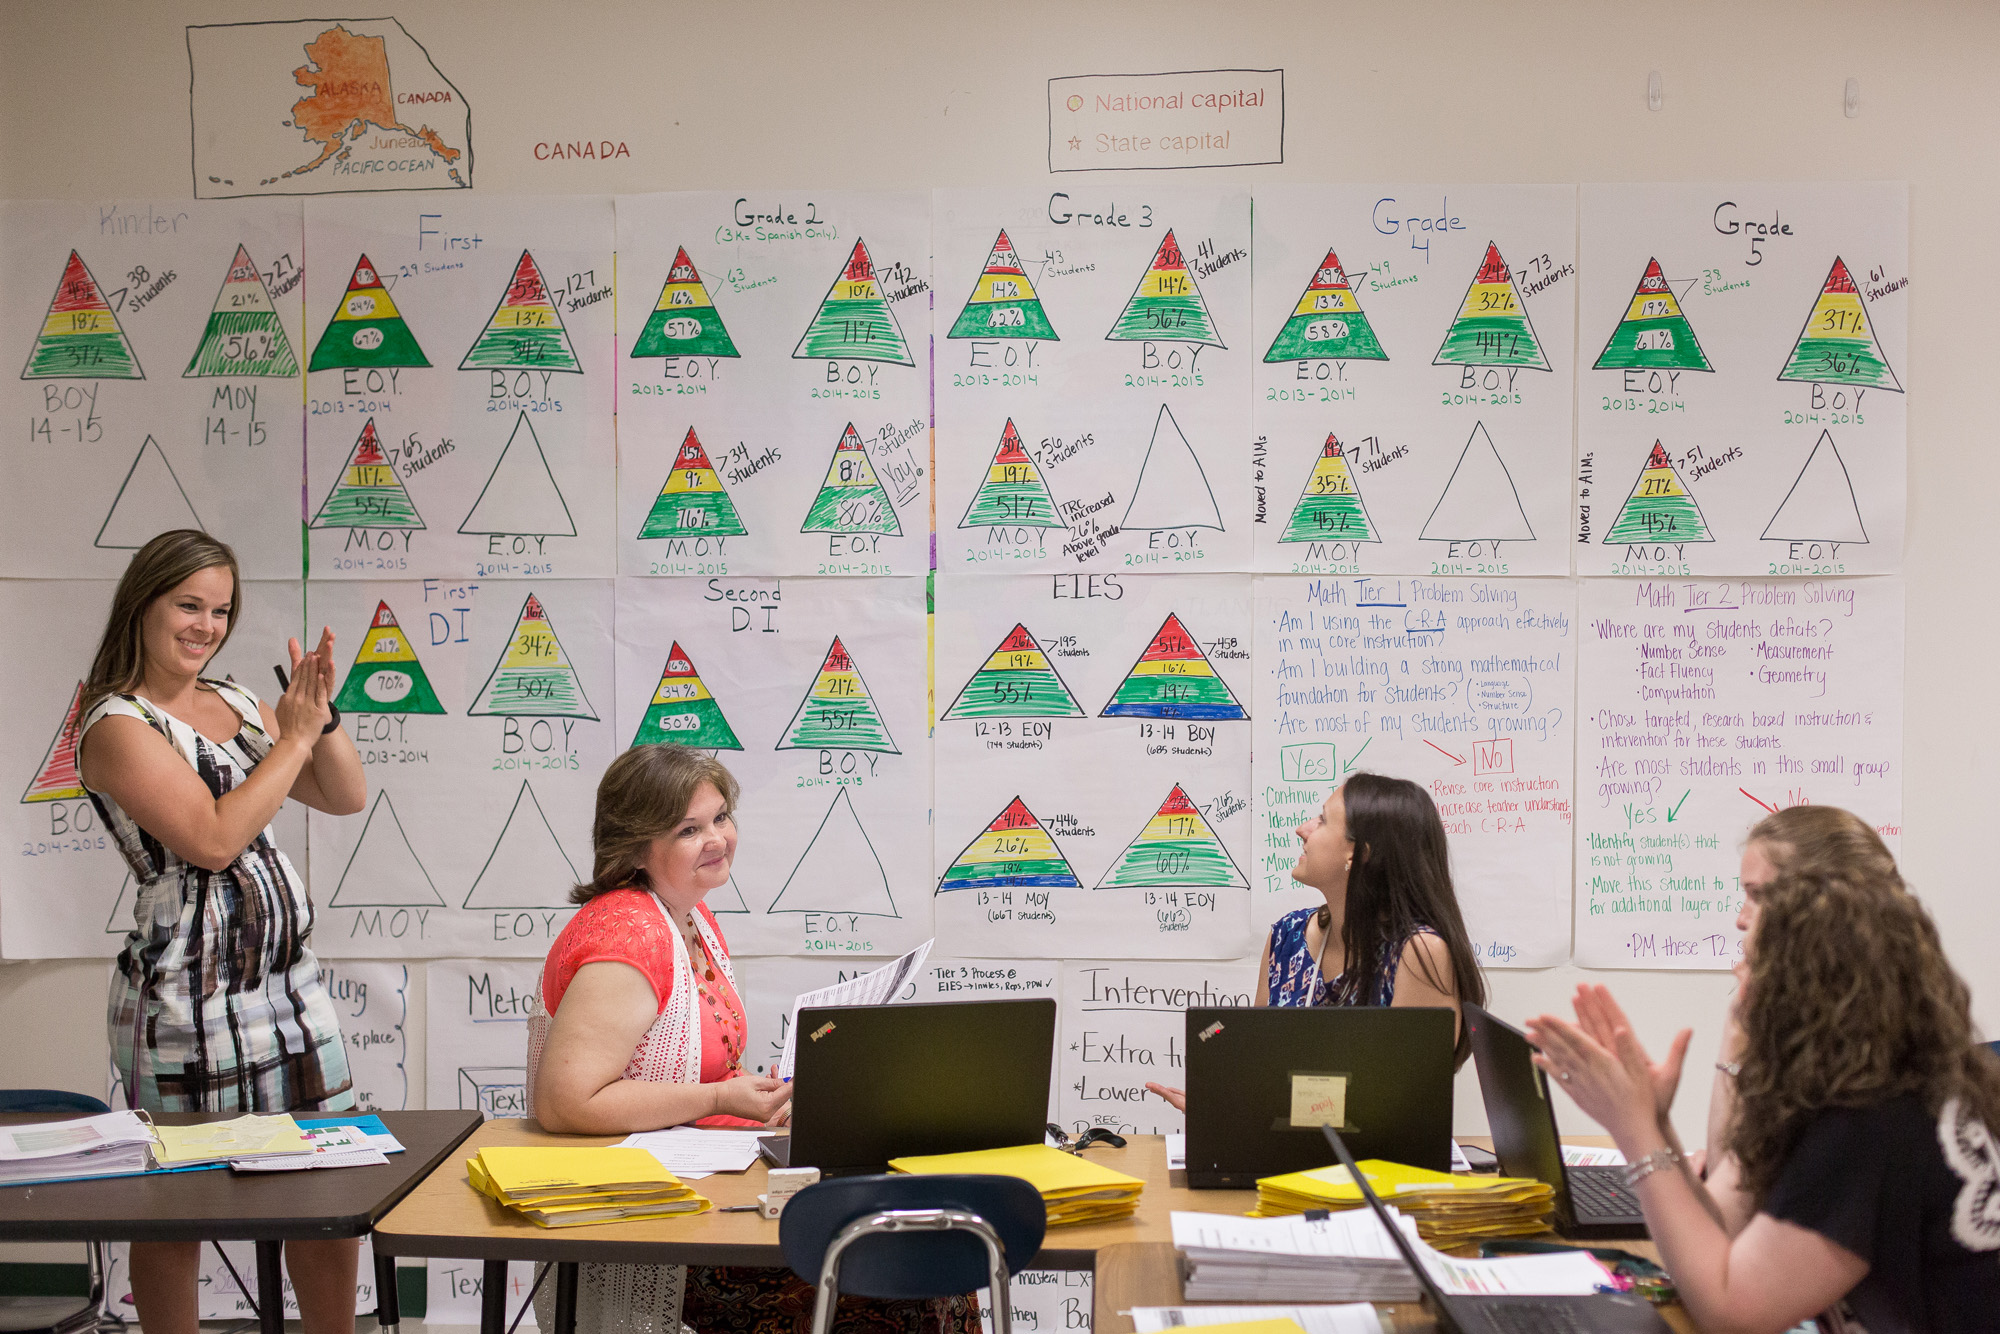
[105,872,135,934]
[462,781,582,909]
[1762,431,1869,544]
[765,788,898,917]
[1122,404,1223,531]
[327,790,445,907]
[711,876,750,913]
[459,411,577,536]
[1420,422,1536,544]
[96,437,204,549]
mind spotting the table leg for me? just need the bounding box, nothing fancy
[480,1259,507,1334]
[552,1262,578,1334]
[374,1249,401,1332]
[255,1241,285,1334]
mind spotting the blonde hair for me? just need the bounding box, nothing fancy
[82,530,241,720]
[572,745,741,906]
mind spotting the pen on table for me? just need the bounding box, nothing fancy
[718,1204,761,1213]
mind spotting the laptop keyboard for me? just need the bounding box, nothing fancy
[1569,1165,1642,1218]
[1477,1302,1585,1334]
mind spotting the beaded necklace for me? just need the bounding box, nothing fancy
[677,909,745,1072]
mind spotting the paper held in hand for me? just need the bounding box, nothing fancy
[776,938,933,1080]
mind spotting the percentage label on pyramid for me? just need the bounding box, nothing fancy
[311,419,424,529]
[1593,258,1711,372]
[96,437,204,550]
[1420,422,1536,546]
[1605,442,1712,545]
[185,245,299,378]
[334,601,446,714]
[801,423,901,536]
[639,427,747,540]
[767,788,898,917]
[1096,784,1247,890]
[1124,404,1223,532]
[462,780,582,909]
[793,239,913,364]
[633,247,741,359]
[631,641,743,751]
[327,790,444,908]
[1281,434,1379,544]
[22,251,143,380]
[941,624,1085,722]
[459,411,576,538]
[460,250,581,373]
[308,254,430,372]
[948,229,1058,340]
[939,797,1080,892]
[469,592,598,719]
[22,682,86,803]
[1776,257,1903,391]
[1433,242,1550,370]
[1264,249,1387,362]
[960,419,1063,530]
[1101,614,1247,720]
[777,636,897,752]
[1762,430,1869,546]
[1106,230,1224,347]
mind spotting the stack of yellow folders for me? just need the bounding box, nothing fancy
[1253,1160,1554,1244]
[888,1144,1144,1227]
[469,1146,710,1228]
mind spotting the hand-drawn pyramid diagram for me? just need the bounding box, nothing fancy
[793,239,913,365]
[459,250,581,373]
[1420,422,1536,546]
[1281,434,1379,544]
[308,254,430,372]
[1593,258,1711,373]
[632,247,741,360]
[1096,784,1248,890]
[462,780,581,910]
[801,423,901,536]
[1777,257,1903,391]
[1123,404,1222,531]
[711,877,750,913]
[938,797,1080,892]
[1605,442,1713,545]
[96,437,204,549]
[1762,430,1869,546]
[21,251,143,380]
[766,788,898,916]
[458,410,576,537]
[777,636,897,752]
[310,418,424,529]
[1101,614,1248,720]
[941,624,1085,722]
[1264,249,1387,363]
[22,682,86,803]
[327,790,444,908]
[948,229,1058,340]
[185,245,300,378]
[1433,242,1550,370]
[631,641,743,751]
[1106,230,1224,348]
[639,427,748,540]
[334,601,446,714]
[959,419,1063,530]
[468,592,598,719]
[104,873,134,934]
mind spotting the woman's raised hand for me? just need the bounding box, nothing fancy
[1143,1082,1187,1113]
[1573,983,1689,1123]
[274,635,332,742]
[715,1074,791,1125]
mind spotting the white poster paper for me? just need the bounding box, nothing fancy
[320,959,415,1110]
[1574,577,1903,967]
[1576,184,1906,577]
[425,958,539,1118]
[1250,186,1577,578]
[979,1269,1094,1334]
[1251,576,1577,968]
[427,1260,540,1330]
[1056,959,1256,1137]
[198,1237,382,1320]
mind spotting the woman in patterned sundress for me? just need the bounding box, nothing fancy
[1146,772,1487,1111]
[77,530,369,1334]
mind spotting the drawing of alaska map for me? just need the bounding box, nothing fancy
[187,19,471,198]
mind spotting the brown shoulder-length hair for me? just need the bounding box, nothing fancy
[82,529,241,720]
[1747,804,1901,888]
[1728,860,2000,1201]
[571,745,741,906]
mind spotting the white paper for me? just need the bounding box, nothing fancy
[1574,577,1903,966]
[1420,1249,1609,1297]
[731,955,887,1079]
[776,938,932,1078]
[1576,184,1906,577]
[1130,1305,1382,1334]
[1166,1132,1187,1171]
[195,1237,382,1320]
[318,960,414,1110]
[977,1270,1094,1334]
[1250,186,1577,578]
[1450,1140,1472,1173]
[0,1110,152,1161]
[1252,576,1576,968]
[1058,960,1256,1136]
[1561,1145,1626,1167]
[427,1259,540,1330]
[425,959,540,1119]
[619,1126,769,1178]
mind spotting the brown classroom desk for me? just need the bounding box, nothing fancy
[374,1123,1692,1334]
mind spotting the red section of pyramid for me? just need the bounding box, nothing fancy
[370,600,399,629]
[503,251,551,305]
[821,637,855,673]
[23,683,85,800]
[842,241,877,282]
[675,426,718,470]
[1473,243,1509,285]
[986,230,1025,274]
[994,419,1031,465]
[1636,258,1668,293]
[1311,250,1353,289]
[352,420,387,467]
[997,624,1037,653]
[51,252,111,314]
[1646,442,1671,469]
[1822,257,1858,295]
[989,797,1039,831]
[662,641,695,677]
[1151,231,1187,273]
[835,423,864,452]
[1322,434,1345,459]
[1157,784,1197,815]
[225,245,261,286]
[347,254,385,291]
[1137,614,1202,663]
[667,247,699,283]
[522,594,548,622]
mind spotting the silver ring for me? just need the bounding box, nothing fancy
[1558,1071,1572,1082]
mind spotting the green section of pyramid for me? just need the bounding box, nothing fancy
[961,479,1061,529]
[783,696,893,751]
[802,479,899,534]
[1606,488,1710,544]
[1282,487,1375,543]
[943,667,1084,720]
[948,299,1058,340]
[1098,835,1242,889]
[632,698,743,751]
[1104,674,1240,714]
[185,311,300,377]
[461,325,577,372]
[472,668,590,717]
[1108,293,1219,345]
[796,297,911,363]
[1595,314,1710,371]
[939,857,1075,890]
[25,331,139,379]
[639,488,747,539]
[308,319,429,372]
[335,664,446,715]
[1435,313,1544,368]
[312,484,422,529]
[1779,337,1899,388]
[633,308,740,358]
[1264,311,1388,362]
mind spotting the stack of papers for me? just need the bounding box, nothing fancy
[777,939,932,1079]
[1252,1160,1555,1243]
[1129,1309,1382,1334]
[469,1145,710,1227]
[0,1111,158,1186]
[232,1116,408,1171]
[617,1126,766,1180]
[153,1115,310,1168]
[888,1143,1144,1227]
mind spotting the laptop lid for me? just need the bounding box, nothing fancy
[1184,1006,1454,1187]
[787,997,1056,1174]
[1464,1003,1571,1200]
[1319,1121,1460,1316]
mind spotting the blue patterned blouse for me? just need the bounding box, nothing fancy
[1265,905,1438,1007]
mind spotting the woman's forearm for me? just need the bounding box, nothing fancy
[537,1077,719,1135]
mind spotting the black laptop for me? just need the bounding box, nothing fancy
[1321,1123,1672,1334]
[759,997,1055,1175]
[1464,1003,1647,1238]
[1183,1006,1454,1187]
